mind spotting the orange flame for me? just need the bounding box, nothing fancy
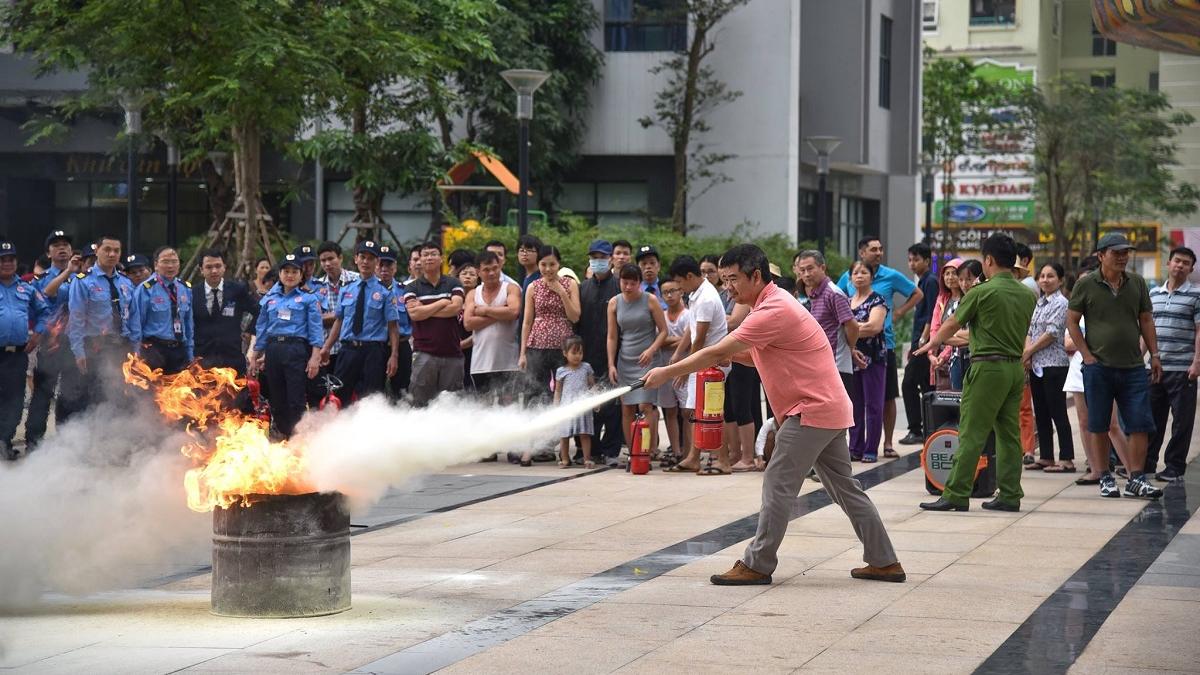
[123,355,314,512]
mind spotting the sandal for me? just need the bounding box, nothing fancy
[1025,461,1054,471]
[883,448,899,459]
[584,461,595,469]
[1023,454,1036,466]
[1044,463,1076,473]
[1075,475,1103,485]
[697,466,731,476]
[520,459,532,467]
[862,455,878,463]
[664,464,696,473]
[558,460,572,468]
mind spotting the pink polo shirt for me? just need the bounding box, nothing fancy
[732,282,853,429]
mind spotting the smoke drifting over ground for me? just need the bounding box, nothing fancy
[300,387,630,514]
[0,397,210,608]
[0,384,630,608]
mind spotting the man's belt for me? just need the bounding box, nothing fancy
[268,336,309,345]
[144,337,183,348]
[1,344,26,353]
[342,339,386,348]
[971,354,1020,363]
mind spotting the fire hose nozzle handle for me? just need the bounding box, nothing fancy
[630,378,646,391]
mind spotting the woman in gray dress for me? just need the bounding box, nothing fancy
[607,264,668,457]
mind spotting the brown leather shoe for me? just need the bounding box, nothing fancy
[710,560,772,586]
[850,562,906,583]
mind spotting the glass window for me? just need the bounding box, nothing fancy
[921,0,938,32]
[879,15,892,110]
[55,181,89,208]
[605,0,687,52]
[559,183,596,215]
[1091,20,1117,56]
[969,0,1015,27]
[839,197,865,258]
[597,182,648,213]
[797,189,817,243]
[1090,71,1115,89]
[1149,72,1159,92]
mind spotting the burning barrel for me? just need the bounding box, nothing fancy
[211,491,351,618]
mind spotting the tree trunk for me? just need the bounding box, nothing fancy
[201,157,235,227]
[670,19,710,234]
[232,121,263,281]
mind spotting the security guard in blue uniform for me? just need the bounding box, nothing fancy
[129,246,194,375]
[320,240,400,402]
[68,235,134,410]
[0,241,50,459]
[121,253,152,286]
[26,230,85,447]
[294,244,332,406]
[376,244,413,400]
[250,254,324,438]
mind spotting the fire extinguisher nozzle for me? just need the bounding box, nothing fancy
[629,379,646,391]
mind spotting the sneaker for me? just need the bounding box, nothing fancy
[1156,468,1184,483]
[1099,473,1121,498]
[1124,476,1164,500]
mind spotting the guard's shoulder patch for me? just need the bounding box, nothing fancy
[184,280,192,288]
[75,272,86,279]
[143,280,155,289]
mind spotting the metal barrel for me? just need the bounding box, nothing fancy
[211,491,351,618]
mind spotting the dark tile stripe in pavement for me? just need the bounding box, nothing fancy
[350,452,924,675]
[975,460,1200,675]
[143,468,606,588]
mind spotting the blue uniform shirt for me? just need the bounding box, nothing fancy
[641,280,668,310]
[0,276,49,346]
[68,266,134,358]
[35,265,72,343]
[254,285,324,348]
[129,274,195,360]
[383,281,412,337]
[305,277,332,312]
[837,265,917,350]
[336,276,398,342]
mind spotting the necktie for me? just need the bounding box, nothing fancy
[165,281,181,339]
[352,282,366,336]
[210,287,220,317]
[103,275,121,332]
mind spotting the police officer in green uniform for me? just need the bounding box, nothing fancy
[913,233,1035,512]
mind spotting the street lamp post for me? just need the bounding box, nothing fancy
[500,69,550,238]
[166,141,179,248]
[120,92,144,250]
[805,136,841,255]
[920,155,938,251]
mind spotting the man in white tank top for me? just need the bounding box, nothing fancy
[463,251,522,400]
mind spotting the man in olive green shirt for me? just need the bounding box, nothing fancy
[1066,233,1163,500]
[914,234,1035,512]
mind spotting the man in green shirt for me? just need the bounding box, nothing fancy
[1066,233,1163,500]
[914,234,1035,512]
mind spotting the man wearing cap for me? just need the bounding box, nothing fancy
[129,246,194,375]
[250,254,324,438]
[1066,233,1164,500]
[122,254,152,285]
[320,240,400,402]
[578,239,623,461]
[404,240,466,406]
[0,241,50,459]
[68,235,134,410]
[915,233,1036,513]
[636,245,668,309]
[26,230,85,447]
[375,244,413,399]
[193,248,256,376]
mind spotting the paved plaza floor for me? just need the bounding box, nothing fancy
[2,397,1199,674]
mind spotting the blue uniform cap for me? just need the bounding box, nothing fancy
[44,230,72,248]
[123,253,150,270]
[0,241,15,258]
[377,244,398,262]
[82,243,98,259]
[588,239,613,256]
[292,244,317,262]
[355,240,380,257]
[635,245,659,262]
[278,253,303,270]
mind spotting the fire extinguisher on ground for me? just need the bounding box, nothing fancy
[319,374,344,411]
[244,377,272,424]
[629,412,651,475]
[693,367,726,468]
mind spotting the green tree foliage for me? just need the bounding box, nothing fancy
[427,0,604,217]
[1015,77,1199,264]
[639,0,751,233]
[921,49,1007,256]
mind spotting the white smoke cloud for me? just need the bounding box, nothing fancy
[299,387,630,515]
[0,395,210,609]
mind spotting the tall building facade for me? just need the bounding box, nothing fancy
[921,0,1200,277]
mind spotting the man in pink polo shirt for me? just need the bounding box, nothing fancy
[643,244,905,586]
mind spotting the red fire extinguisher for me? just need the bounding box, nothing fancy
[693,366,726,451]
[629,413,651,475]
[319,374,343,411]
[245,377,271,424]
